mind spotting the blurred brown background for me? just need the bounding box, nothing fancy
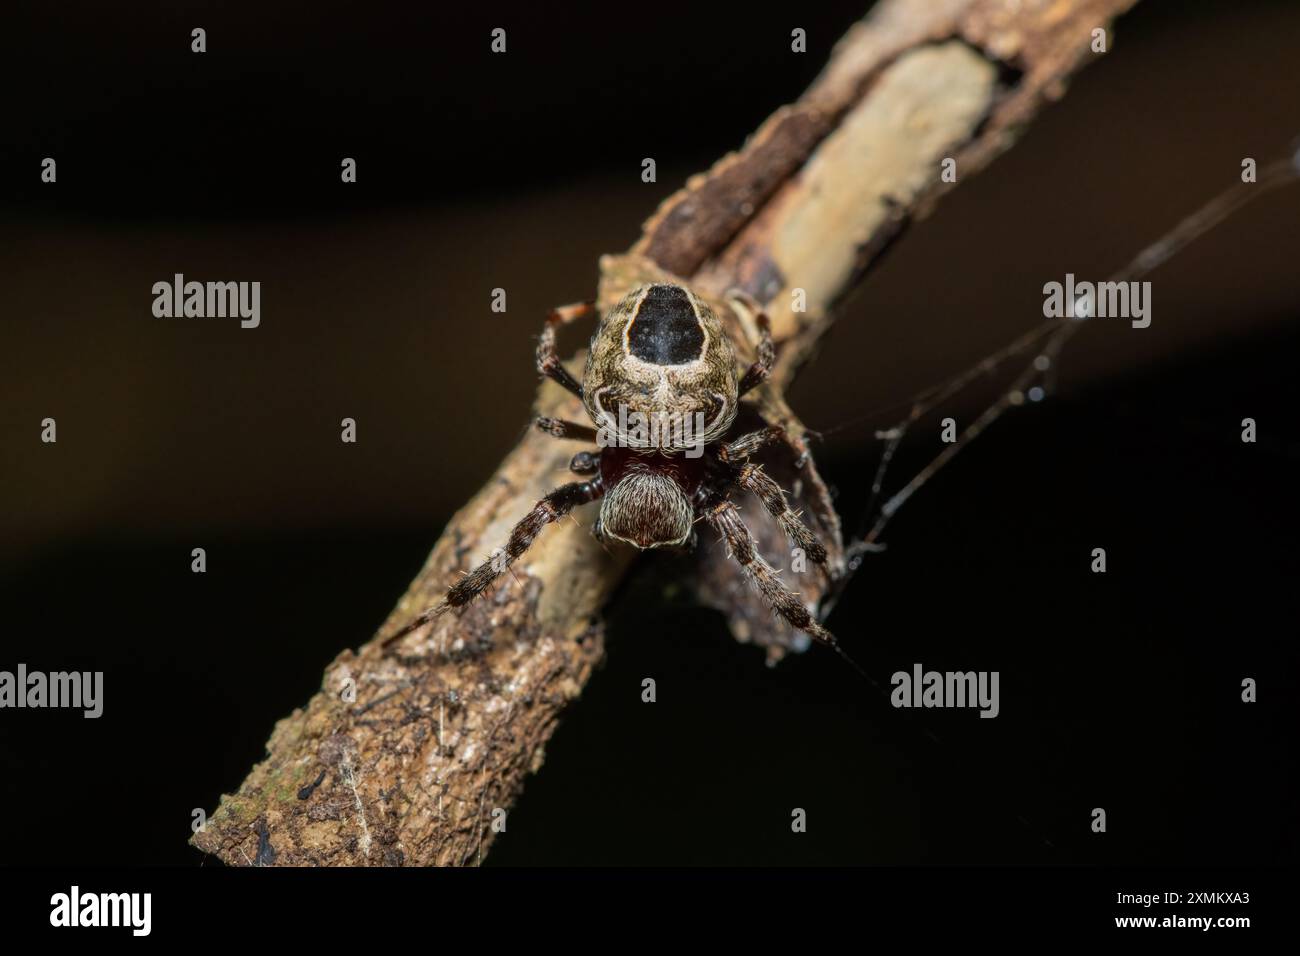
[4,1,1297,555]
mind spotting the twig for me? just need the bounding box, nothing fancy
[192,0,1138,867]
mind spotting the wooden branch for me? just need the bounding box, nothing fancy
[192,0,1137,867]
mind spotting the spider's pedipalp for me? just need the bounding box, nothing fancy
[383,478,603,648]
[568,450,600,474]
[733,462,827,566]
[706,499,836,647]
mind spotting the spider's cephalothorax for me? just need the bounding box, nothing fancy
[385,282,840,650]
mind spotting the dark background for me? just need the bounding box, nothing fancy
[1,1,1297,866]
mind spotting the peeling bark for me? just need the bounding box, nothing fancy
[193,0,1137,867]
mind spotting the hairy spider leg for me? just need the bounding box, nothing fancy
[383,478,604,647]
[730,462,827,566]
[705,500,834,646]
[536,301,597,399]
[718,424,787,462]
[726,290,774,397]
[724,422,814,472]
[534,416,597,443]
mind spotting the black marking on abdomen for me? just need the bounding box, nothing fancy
[627,284,705,365]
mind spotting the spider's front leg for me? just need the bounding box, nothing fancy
[382,477,604,648]
[705,499,837,648]
[537,301,597,398]
[725,289,774,398]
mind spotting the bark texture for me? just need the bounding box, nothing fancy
[193,0,1138,867]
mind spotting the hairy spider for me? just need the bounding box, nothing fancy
[384,282,840,650]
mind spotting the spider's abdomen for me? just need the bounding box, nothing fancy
[582,282,740,451]
[625,284,705,365]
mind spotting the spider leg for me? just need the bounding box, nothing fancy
[535,416,598,443]
[537,301,596,399]
[718,424,786,463]
[726,290,774,397]
[705,499,836,647]
[748,407,836,536]
[382,478,603,647]
[731,462,827,567]
[717,398,844,592]
[720,422,813,470]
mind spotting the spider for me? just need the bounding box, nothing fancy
[383,281,842,651]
